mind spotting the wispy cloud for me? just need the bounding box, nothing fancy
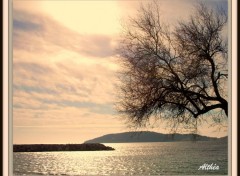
[13,9,116,59]
[13,5,121,144]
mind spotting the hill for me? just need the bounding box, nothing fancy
[84,131,227,143]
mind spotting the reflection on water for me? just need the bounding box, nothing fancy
[13,141,228,175]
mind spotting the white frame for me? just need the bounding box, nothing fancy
[3,0,237,175]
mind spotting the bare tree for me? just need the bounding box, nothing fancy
[117,2,228,128]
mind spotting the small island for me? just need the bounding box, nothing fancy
[13,143,115,152]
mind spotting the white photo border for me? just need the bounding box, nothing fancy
[3,0,9,175]
[3,0,237,175]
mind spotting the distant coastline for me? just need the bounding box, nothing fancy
[85,131,228,143]
[13,143,115,152]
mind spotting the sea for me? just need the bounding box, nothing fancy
[13,141,228,175]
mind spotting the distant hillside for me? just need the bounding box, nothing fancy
[84,131,227,143]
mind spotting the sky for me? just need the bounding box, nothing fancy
[13,0,228,144]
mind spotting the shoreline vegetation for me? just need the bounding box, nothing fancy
[13,143,115,152]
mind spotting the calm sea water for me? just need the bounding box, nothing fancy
[13,141,228,175]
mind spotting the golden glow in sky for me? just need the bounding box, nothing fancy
[13,0,228,144]
[41,1,121,35]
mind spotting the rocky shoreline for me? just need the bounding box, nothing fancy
[13,143,115,152]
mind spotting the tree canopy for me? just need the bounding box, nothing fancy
[117,2,228,129]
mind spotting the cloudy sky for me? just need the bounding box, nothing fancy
[13,0,228,144]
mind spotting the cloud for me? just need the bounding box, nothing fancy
[13,59,118,109]
[14,62,53,74]
[117,0,228,26]
[13,19,42,31]
[12,5,121,143]
[13,9,117,59]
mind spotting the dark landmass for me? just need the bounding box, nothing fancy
[84,131,228,143]
[13,143,115,152]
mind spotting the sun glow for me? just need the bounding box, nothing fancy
[40,1,121,35]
